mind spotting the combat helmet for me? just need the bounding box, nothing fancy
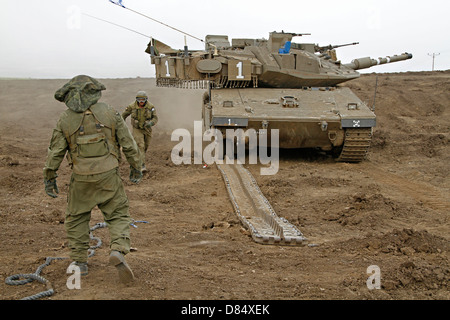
[136,90,148,103]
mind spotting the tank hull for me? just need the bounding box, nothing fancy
[204,87,375,161]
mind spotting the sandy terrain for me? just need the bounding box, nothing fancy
[0,71,448,303]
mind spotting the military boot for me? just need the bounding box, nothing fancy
[109,250,134,283]
[70,261,88,276]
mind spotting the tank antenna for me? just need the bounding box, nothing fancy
[109,0,205,44]
[83,13,151,39]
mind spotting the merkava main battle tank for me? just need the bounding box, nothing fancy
[146,31,412,162]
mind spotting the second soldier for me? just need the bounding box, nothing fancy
[122,91,158,173]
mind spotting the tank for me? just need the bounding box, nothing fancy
[146,31,412,162]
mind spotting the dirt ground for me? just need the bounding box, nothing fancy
[0,71,448,302]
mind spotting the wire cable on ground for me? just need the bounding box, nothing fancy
[5,219,148,300]
[5,222,106,300]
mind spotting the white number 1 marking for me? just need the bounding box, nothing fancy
[165,60,170,77]
[236,61,244,79]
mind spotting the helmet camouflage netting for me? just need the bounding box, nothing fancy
[55,75,106,112]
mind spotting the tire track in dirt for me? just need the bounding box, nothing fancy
[362,162,449,212]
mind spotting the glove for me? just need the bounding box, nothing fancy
[145,121,154,129]
[129,166,143,184]
[44,179,59,198]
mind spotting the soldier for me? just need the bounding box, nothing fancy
[122,91,158,172]
[43,75,142,283]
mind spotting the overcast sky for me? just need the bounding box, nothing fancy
[1,0,449,79]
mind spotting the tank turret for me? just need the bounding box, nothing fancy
[147,31,412,89]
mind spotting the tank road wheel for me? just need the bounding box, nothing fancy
[335,128,373,163]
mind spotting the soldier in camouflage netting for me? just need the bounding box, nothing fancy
[43,75,142,283]
[122,91,158,172]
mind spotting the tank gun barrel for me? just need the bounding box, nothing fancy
[276,32,311,37]
[291,33,311,37]
[315,42,359,53]
[344,52,413,70]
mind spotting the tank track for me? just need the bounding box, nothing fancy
[217,160,307,246]
[336,127,373,163]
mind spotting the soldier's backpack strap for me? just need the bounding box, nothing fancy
[59,110,85,150]
[89,103,117,142]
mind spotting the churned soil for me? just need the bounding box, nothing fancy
[0,71,448,301]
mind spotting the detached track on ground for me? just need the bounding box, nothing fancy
[217,159,307,246]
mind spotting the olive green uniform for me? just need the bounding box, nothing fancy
[44,75,141,264]
[122,101,158,168]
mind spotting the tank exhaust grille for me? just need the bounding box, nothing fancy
[156,76,259,89]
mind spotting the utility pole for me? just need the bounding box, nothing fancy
[427,53,440,71]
